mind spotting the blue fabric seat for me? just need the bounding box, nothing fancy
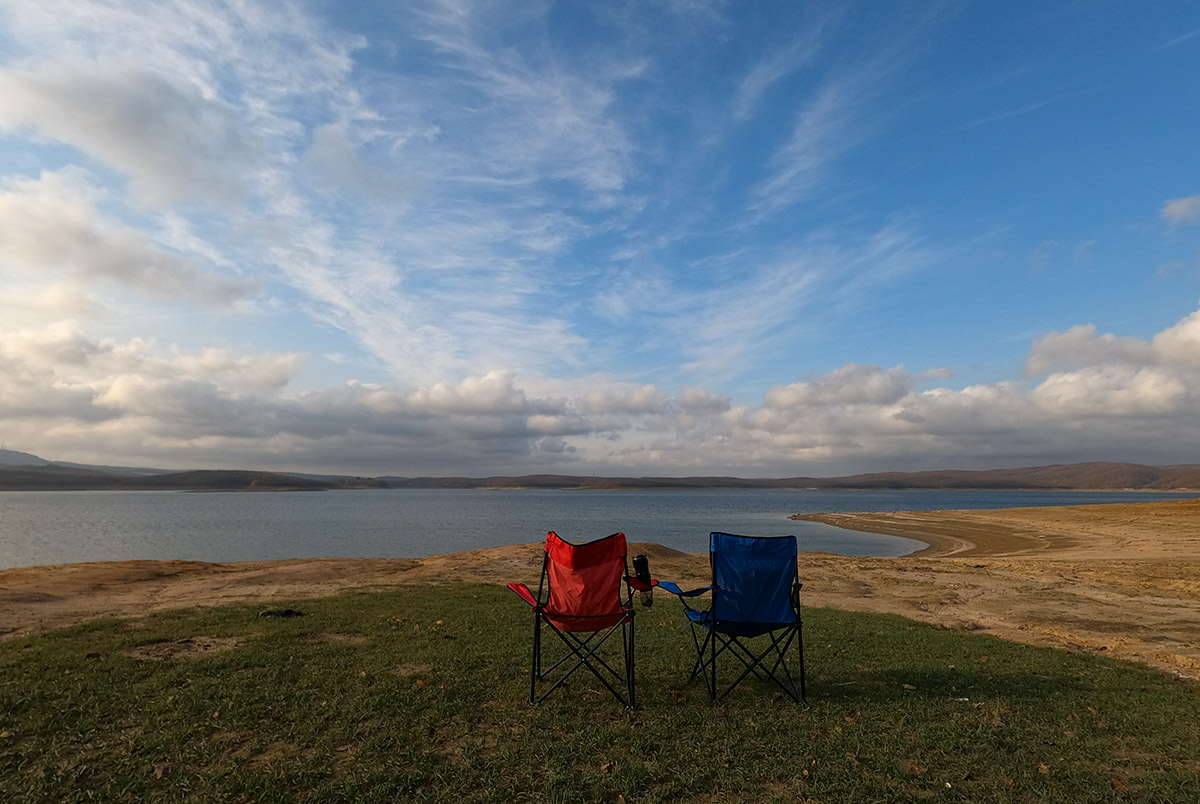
[660,532,806,701]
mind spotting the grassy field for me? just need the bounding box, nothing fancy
[2,584,1199,803]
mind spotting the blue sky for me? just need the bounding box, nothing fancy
[0,0,1198,476]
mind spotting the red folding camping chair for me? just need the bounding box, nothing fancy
[508,531,655,707]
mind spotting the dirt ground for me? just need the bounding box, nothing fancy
[3,497,1199,680]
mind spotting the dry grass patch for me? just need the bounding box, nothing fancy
[124,635,242,660]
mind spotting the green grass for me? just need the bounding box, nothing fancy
[2,585,1199,803]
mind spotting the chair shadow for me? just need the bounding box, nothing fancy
[809,666,1092,705]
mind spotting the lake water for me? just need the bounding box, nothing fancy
[0,488,1195,570]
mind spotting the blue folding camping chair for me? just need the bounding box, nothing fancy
[660,532,806,702]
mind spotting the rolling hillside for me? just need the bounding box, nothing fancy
[2,452,1199,492]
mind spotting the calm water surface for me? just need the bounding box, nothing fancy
[0,488,1195,570]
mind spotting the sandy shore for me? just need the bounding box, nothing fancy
[3,497,1200,680]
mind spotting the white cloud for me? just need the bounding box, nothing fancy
[0,169,252,306]
[1026,324,1154,376]
[1031,366,1187,417]
[733,10,834,121]
[746,10,933,215]
[676,386,731,415]
[411,0,635,199]
[752,76,867,211]
[580,385,671,415]
[1152,308,1200,366]
[0,282,106,320]
[7,307,1200,475]
[173,349,306,393]
[0,321,113,368]
[400,371,534,416]
[302,123,420,203]
[1028,308,1200,375]
[765,364,913,409]
[0,65,259,207]
[1162,195,1200,223]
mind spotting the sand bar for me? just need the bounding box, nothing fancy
[3,498,1200,680]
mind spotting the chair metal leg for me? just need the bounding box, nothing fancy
[529,612,541,705]
[529,613,636,707]
[626,616,636,708]
[695,624,806,703]
[709,620,718,700]
[797,618,807,702]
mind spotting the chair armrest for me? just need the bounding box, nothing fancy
[658,581,711,598]
[507,582,537,608]
[624,576,659,592]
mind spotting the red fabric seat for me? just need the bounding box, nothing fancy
[543,530,629,631]
[508,531,643,706]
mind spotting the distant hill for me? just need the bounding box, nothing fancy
[0,464,383,492]
[0,449,389,491]
[121,470,338,491]
[380,462,1200,491]
[3,452,1200,492]
[820,463,1200,491]
[0,464,123,490]
[0,449,49,467]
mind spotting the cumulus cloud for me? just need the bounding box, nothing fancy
[765,364,914,409]
[580,385,671,415]
[1031,366,1187,417]
[172,349,306,393]
[676,386,731,415]
[397,371,534,416]
[1,320,112,368]
[1153,308,1200,366]
[1028,309,1200,376]
[1026,324,1154,375]
[8,307,1200,475]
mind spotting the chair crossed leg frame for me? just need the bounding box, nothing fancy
[530,611,636,707]
[686,620,805,703]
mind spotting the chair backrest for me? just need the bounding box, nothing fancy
[543,531,628,622]
[710,532,798,625]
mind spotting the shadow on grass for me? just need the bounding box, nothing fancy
[814,667,1090,704]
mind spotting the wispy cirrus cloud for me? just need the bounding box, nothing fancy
[1160,27,1200,50]
[732,8,838,122]
[409,0,637,198]
[743,8,945,216]
[750,75,873,213]
[0,0,614,386]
